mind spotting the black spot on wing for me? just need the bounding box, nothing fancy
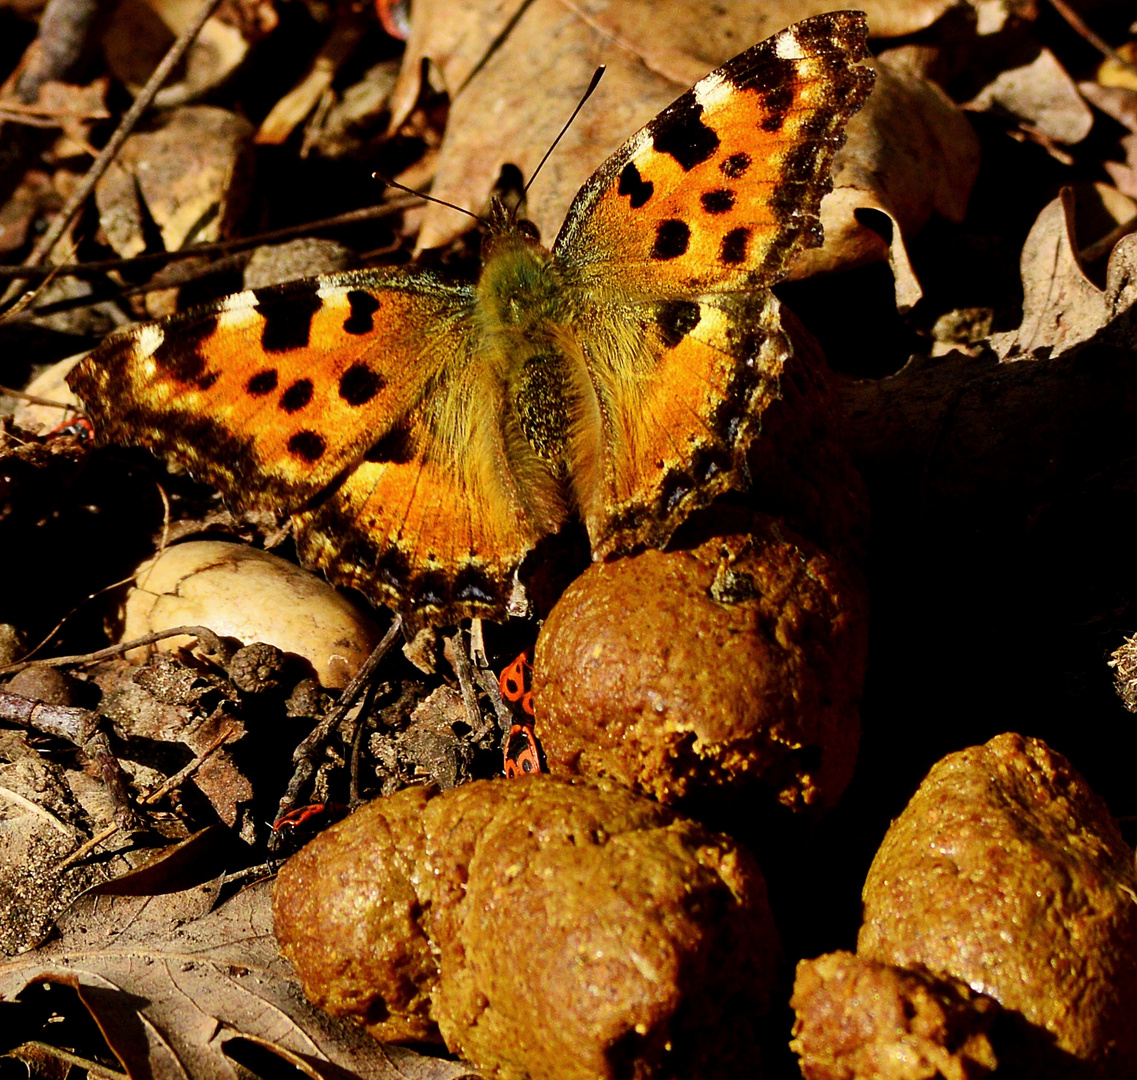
[343,290,381,335]
[656,300,701,349]
[721,227,750,265]
[617,161,654,209]
[246,369,278,396]
[651,219,690,261]
[757,81,795,133]
[720,152,751,179]
[700,189,735,215]
[152,315,217,384]
[280,378,314,413]
[257,288,322,353]
[197,371,220,392]
[288,430,326,462]
[339,363,385,406]
[745,56,797,130]
[651,95,719,171]
[364,420,415,465]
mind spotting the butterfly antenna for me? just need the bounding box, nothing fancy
[521,65,606,201]
[372,173,491,228]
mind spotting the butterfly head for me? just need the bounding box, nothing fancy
[484,196,543,251]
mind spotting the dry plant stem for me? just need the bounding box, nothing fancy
[1048,0,1137,79]
[0,783,75,836]
[0,689,139,828]
[275,616,403,823]
[142,723,237,805]
[12,1042,126,1080]
[1,0,226,306]
[450,629,490,739]
[0,624,227,676]
[0,198,419,284]
[20,252,253,323]
[347,678,380,807]
[55,821,119,872]
[56,722,238,870]
[0,384,83,411]
[473,664,514,730]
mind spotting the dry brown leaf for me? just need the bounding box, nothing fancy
[103,0,253,108]
[255,10,369,146]
[391,0,956,253]
[1078,81,1137,133]
[990,184,1137,361]
[1103,133,1137,200]
[966,46,1092,145]
[93,105,253,257]
[0,877,477,1080]
[0,168,56,254]
[790,55,980,310]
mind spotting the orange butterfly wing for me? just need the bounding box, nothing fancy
[68,270,567,622]
[553,12,873,554]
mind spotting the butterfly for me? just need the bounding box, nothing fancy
[68,12,873,627]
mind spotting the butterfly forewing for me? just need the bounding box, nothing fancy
[554,11,874,297]
[69,270,475,515]
[554,12,872,556]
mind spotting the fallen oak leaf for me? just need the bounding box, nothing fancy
[0,877,477,1080]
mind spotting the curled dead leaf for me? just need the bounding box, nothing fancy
[966,45,1093,146]
[989,183,1137,360]
[790,56,980,310]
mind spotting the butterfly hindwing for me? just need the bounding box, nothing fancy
[294,357,569,620]
[569,290,791,555]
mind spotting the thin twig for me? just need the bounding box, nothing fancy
[0,198,419,284]
[1048,0,1137,79]
[347,677,380,807]
[56,722,238,870]
[450,629,490,740]
[0,783,76,836]
[2,0,227,305]
[1,624,227,676]
[11,1042,126,1080]
[55,821,119,871]
[142,723,237,805]
[0,384,83,411]
[0,690,139,828]
[274,616,402,825]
